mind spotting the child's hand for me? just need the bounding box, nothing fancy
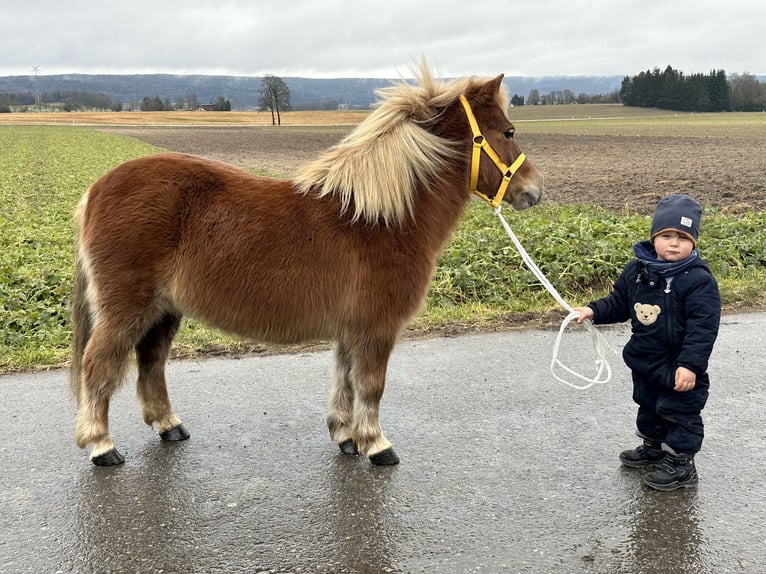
[674,366,696,392]
[572,306,594,324]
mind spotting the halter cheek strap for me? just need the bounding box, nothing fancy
[459,94,526,209]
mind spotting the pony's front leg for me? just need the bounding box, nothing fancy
[327,342,358,455]
[349,338,400,466]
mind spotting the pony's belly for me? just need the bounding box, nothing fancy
[168,278,339,345]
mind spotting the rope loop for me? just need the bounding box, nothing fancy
[493,205,617,389]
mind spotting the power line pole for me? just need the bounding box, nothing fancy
[31,66,42,112]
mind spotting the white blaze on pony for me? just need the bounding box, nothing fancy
[70,62,544,466]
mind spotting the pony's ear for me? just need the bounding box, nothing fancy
[489,74,505,94]
[475,74,505,101]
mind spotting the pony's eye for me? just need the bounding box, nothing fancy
[503,129,515,140]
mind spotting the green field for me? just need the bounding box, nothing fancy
[1,120,765,372]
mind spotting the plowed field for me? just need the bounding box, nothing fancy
[98,120,765,215]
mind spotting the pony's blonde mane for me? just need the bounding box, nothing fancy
[294,64,507,225]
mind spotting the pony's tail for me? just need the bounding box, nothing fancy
[69,250,92,402]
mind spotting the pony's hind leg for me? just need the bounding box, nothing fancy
[135,313,189,442]
[328,342,358,455]
[75,323,133,466]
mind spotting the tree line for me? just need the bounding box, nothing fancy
[620,66,766,112]
[512,90,621,107]
[139,95,231,111]
[0,90,232,113]
[510,67,765,112]
[620,66,730,111]
[0,76,287,118]
[3,69,763,115]
[728,73,766,111]
[0,89,120,112]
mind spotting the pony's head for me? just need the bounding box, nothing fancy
[295,63,543,224]
[456,74,543,211]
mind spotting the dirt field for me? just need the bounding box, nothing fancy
[99,125,766,215]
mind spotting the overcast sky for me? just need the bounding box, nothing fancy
[1,0,762,79]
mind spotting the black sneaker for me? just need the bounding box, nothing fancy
[643,454,698,491]
[619,439,666,468]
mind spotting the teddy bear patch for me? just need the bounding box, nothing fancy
[634,303,661,326]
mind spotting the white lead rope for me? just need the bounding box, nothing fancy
[493,205,617,389]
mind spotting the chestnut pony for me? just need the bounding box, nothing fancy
[70,65,543,466]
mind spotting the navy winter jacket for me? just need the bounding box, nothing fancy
[587,252,720,385]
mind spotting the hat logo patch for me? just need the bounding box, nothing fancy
[680,216,692,228]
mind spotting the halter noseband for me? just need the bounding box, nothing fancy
[459,94,526,209]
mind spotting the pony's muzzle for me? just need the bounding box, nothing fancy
[510,184,543,211]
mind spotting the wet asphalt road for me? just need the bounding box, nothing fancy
[1,312,764,573]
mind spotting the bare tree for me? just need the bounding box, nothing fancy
[258,75,291,125]
[729,73,766,111]
[187,91,199,110]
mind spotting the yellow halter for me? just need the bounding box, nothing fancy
[459,95,526,209]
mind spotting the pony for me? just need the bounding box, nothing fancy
[70,63,544,466]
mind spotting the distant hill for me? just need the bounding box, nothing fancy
[4,73,763,110]
[0,73,627,110]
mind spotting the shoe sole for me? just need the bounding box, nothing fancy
[621,460,663,469]
[620,456,667,469]
[643,475,699,491]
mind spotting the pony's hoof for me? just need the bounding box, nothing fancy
[91,448,125,466]
[339,439,358,455]
[160,424,190,442]
[369,448,400,466]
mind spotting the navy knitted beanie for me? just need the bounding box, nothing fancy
[650,194,702,245]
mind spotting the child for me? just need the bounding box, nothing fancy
[573,194,720,491]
